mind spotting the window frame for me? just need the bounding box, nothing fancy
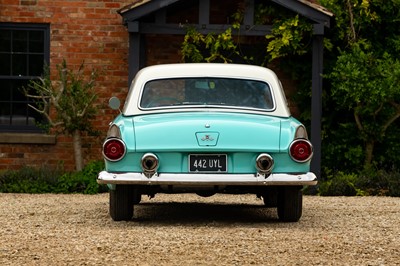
[0,22,50,133]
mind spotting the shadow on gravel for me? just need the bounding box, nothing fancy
[130,202,279,225]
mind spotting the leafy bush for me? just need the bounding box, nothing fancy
[0,161,107,194]
[318,167,400,197]
[318,171,366,196]
[0,166,61,193]
[55,161,107,194]
[357,168,400,197]
[386,172,400,197]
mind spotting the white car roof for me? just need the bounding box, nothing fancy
[122,63,291,117]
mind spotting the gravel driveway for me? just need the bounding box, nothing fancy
[0,193,399,265]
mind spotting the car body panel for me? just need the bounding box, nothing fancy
[133,112,282,152]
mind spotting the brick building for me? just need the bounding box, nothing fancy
[0,0,132,170]
[0,0,331,172]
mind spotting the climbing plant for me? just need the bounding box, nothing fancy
[181,4,312,65]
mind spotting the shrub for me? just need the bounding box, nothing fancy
[0,166,61,193]
[0,161,107,194]
[318,167,400,197]
[56,161,107,194]
[318,171,366,196]
[358,168,400,197]
[386,171,400,197]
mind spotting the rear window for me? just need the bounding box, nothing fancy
[139,78,274,111]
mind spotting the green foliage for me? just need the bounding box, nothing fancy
[179,0,400,192]
[322,0,400,168]
[56,60,99,135]
[321,123,364,171]
[329,48,400,123]
[0,166,60,193]
[318,171,367,196]
[384,172,400,197]
[0,161,107,194]
[181,5,312,65]
[317,0,400,174]
[318,166,400,197]
[181,26,239,63]
[181,27,206,63]
[25,59,100,171]
[265,15,312,61]
[25,60,99,136]
[357,168,400,197]
[55,161,107,194]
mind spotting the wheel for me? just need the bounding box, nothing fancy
[132,189,142,205]
[195,191,216,197]
[109,185,134,221]
[261,187,278,207]
[277,186,303,222]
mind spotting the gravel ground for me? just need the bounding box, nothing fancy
[0,193,399,265]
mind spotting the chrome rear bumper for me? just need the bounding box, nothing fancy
[97,171,317,186]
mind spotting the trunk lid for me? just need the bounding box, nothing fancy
[131,112,282,152]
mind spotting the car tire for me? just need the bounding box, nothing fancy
[109,185,134,221]
[195,191,216,197]
[277,186,303,222]
[261,187,278,207]
[132,189,142,205]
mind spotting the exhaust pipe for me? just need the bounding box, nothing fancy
[141,153,159,177]
[256,153,274,175]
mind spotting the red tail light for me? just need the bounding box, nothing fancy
[289,139,313,162]
[103,138,126,161]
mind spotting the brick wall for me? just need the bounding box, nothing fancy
[0,0,132,171]
[146,35,184,65]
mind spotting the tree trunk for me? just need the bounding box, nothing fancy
[364,140,375,168]
[72,129,83,171]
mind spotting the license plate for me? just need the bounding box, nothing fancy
[189,154,227,172]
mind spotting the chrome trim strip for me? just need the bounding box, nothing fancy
[97,171,317,186]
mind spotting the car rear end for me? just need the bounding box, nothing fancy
[98,63,317,222]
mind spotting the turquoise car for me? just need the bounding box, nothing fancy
[98,63,316,222]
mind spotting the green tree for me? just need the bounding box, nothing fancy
[328,47,400,167]
[181,0,400,173]
[321,0,400,168]
[25,60,99,171]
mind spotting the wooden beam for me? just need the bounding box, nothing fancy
[127,22,272,35]
[243,0,254,26]
[199,0,210,25]
[310,24,324,179]
[128,30,146,85]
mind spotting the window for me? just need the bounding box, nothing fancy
[140,78,274,111]
[0,23,50,132]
